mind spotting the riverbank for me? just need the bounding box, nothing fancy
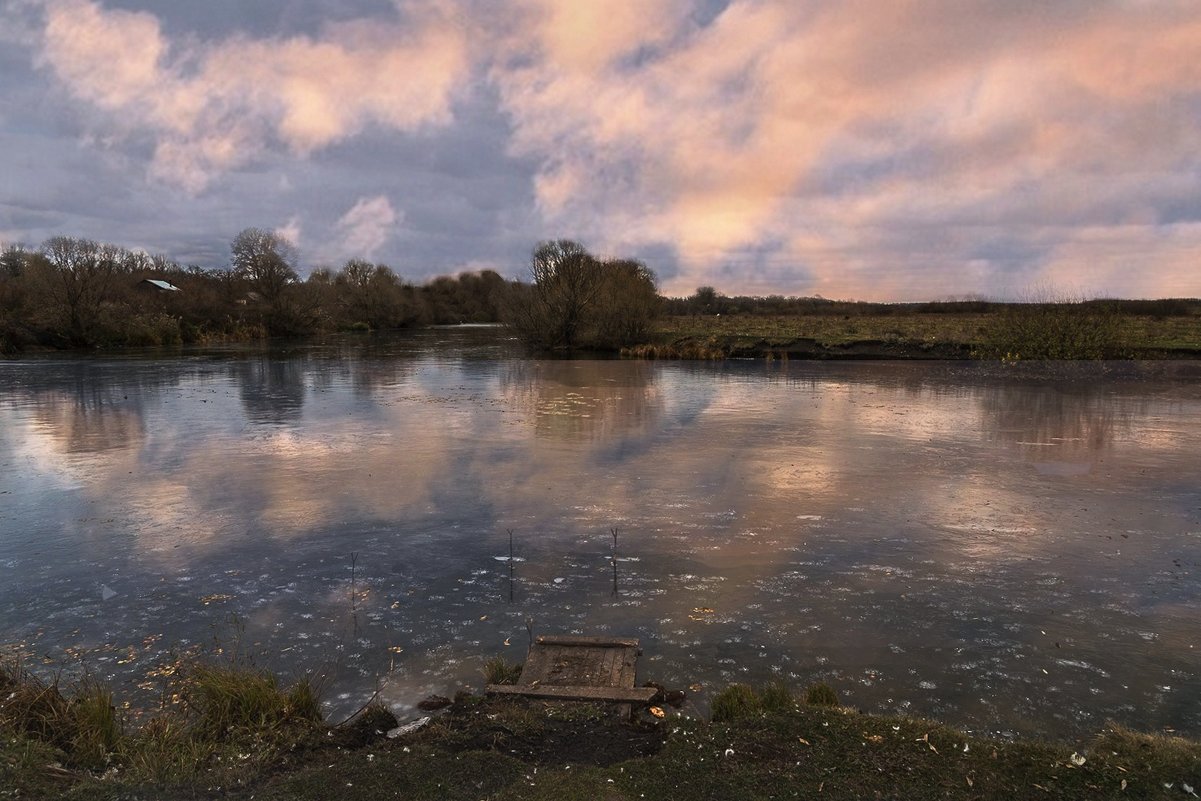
[626,308,1201,360]
[4,661,1199,800]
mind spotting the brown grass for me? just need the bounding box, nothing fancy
[648,310,1201,358]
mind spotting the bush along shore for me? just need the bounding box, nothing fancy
[3,658,1200,800]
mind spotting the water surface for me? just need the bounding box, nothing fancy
[1,328,1199,741]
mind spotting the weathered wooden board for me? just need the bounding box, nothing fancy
[484,684,658,703]
[486,634,651,706]
[535,635,640,648]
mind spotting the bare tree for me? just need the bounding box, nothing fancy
[502,241,659,350]
[530,239,605,348]
[690,286,720,315]
[1,243,29,278]
[591,258,659,348]
[37,236,123,344]
[230,228,299,309]
[332,259,415,329]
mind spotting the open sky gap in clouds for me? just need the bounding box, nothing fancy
[1,0,1199,300]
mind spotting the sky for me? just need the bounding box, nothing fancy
[1,0,1200,301]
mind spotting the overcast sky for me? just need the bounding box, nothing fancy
[1,0,1199,300]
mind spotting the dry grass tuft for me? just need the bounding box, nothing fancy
[482,657,522,686]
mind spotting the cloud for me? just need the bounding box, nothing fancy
[274,216,303,249]
[491,0,1201,298]
[336,195,399,260]
[35,0,470,192]
[9,0,1201,298]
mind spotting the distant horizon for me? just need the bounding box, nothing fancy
[3,1,1200,301]
[10,230,1201,305]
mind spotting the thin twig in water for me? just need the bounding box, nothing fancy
[333,685,383,727]
[611,527,619,596]
[507,528,515,604]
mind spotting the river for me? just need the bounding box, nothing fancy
[1,327,1199,741]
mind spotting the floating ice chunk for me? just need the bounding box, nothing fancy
[387,716,431,738]
[100,584,117,601]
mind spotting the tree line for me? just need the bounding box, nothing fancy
[0,229,513,353]
[0,232,665,355]
[17,230,1179,357]
[666,286,1200,319]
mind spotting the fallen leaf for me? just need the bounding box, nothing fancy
[1070,752,1086,767]
[1120,779,1127,791]
[798,737,811,746]
[966,776,974,787]
[649,706,666,718]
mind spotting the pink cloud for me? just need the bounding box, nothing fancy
[493,0,1201,298]
[22,0,1201,298]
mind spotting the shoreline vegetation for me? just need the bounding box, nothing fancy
[3,657,1199,800]
[630,302,1201,361]
[3,235,1200,359]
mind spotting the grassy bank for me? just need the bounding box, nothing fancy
[630,304,1201,360]
[4,660,1199,800]
[0,656,323,799]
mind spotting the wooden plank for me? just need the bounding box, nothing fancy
[510,634,645,711]
[519,646,551,683]
[547,647,584,685]
[602,647,620,684]
[536,635,639,648]
[617,650,637,688]
[486,684,658,703]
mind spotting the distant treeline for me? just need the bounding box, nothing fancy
[665,286,1201,319]
[0,233,662,355]
[4,231,1199,356]
[0,230,512,353]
